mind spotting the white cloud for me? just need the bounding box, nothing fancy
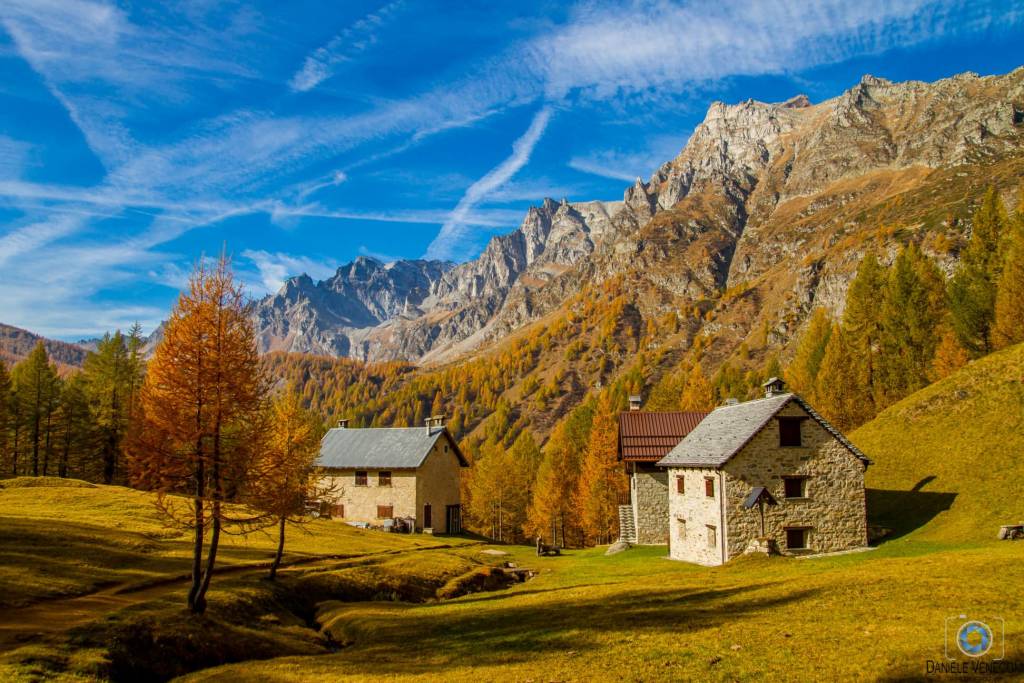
[290,1,405,92]
[568,134,690,182]
[425,106,552,261]
[241,249,338,295]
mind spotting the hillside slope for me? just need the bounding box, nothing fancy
[854,342,1024,543]
[0,322,88,369]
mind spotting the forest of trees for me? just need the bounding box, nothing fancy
[2,187,1021,557]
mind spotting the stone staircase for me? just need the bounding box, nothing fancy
[618,505,637,544]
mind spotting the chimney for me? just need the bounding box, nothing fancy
[425,415,446,436]
[724,398,740,406]
[628,394,642,411]
[337,418,349,429]
[762,377,786,398]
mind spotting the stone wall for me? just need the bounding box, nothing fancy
[415,438,464,532]
[633,465,669,545]
[666,467,726,565]
[722,401,868,559]
[320,469,417,523]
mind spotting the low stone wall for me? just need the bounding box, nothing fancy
[634,468,669,545]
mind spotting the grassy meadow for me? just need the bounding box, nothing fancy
[1,344,1023,681]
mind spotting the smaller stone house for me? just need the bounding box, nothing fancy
[316,418,468,533]
[657,379,871,565]
[617,402,709,544]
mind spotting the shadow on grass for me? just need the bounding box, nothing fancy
[867,484,957,541]
[319,581,819,676]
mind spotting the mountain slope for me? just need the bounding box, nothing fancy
[252,67,1024,367]
[0,323,88,369]
[854,342,1024,543]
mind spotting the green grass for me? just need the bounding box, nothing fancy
[0,479,457,608]
[856,342,1024,543]
[4,347,1024,681]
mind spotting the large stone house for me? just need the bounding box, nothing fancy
[657,379,871,565]
[617,397,709,544]
[316,417,468,534]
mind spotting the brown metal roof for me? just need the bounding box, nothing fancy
[617,411,710,461]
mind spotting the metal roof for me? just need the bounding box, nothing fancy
[618,411,710,461]
[317,427,468,470]
[656,393,871,469]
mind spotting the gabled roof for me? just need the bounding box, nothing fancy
[656,393,871,469]
[618,411,710,461]
[317,427,468,470]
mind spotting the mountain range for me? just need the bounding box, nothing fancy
[249,68,1024,367]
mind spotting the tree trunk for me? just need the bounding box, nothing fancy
[187,440,205,614]
[194,420,223,614]
[269,516,286,581]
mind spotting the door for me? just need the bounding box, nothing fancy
[423,503,432,529]
[445,504,462,535]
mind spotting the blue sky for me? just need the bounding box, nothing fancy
[0,1,1022,339]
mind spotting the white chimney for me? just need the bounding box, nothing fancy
[338,418,349,429]
[628,394,642,411]
[425,415,446,436]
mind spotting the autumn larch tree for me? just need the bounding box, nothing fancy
[128,254,268,614]
[785,308,833,404]
[949,186,1009,356]
[814,325,865,431]
[679,363,715,412]
[83,331,145,484]
[842,253,886,418]
[574,402,627,546]
[992,212,1024,350]
[250,389,325,581]
[11,342,60,476]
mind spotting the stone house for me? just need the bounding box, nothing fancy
[316,417,468,533]
[617,396,709,544]
[657,379,871,565]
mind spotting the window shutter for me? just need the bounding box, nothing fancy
[676,476,685,494]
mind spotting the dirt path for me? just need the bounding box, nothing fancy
[0,543,469,654]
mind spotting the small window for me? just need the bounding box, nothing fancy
[444,444,449,453]
[706,525,717,548]
[676,518,686,540]
[783,476,808,499]
[377,505,394,519]
[378,471,392,487]
[778,417,803,447]
[705,477,715,498]
[355,471,368,486]
[676,476,685,494]
[786,527,808,550]
[423,503,432,528]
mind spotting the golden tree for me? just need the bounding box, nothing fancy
[574,403,627,545]
[127,255,268,614]
[931,328,970,380]
[249,389,326,580]
[679,363,715,412]
[993,218,1024,350]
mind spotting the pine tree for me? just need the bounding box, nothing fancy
[949,187,1010,355]
[931,328,970,380]
[11,343,60,477]
[0,360,10,474]
[815,326,866,430]
[679,363,715,412]
[83,331,144,483]
[842,254,886,415]
[249,389,324,580]
[127,254,269,615]
[992,218,1024,350]
[574,404,626,545]
[876,244,947,408]
[785,308,833,402]
[56,374,92,479]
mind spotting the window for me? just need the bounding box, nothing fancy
[705,477,715,498]
[783,476,808,499]
[355,471,368,486]
[378,471,392,487]
[676,518,686,540]
[706,525,717,548]
[376,505,394,519]
[423,503,432,528]
[786,527,809,550]
[778,417,804,447]
[676,476,685,494]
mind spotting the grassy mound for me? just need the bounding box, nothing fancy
[855,342,1024,543]
[0,477,96,490]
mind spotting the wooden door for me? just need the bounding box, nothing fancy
[423,503,432,529]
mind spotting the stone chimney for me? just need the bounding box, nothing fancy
[762,377,786,398]
[425,415,446,436]
[628,394,642,411]
[724,398,740,406]
[337,418,349,429]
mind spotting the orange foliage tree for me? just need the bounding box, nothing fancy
[127,255,269,614]
[574,402,627,545]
